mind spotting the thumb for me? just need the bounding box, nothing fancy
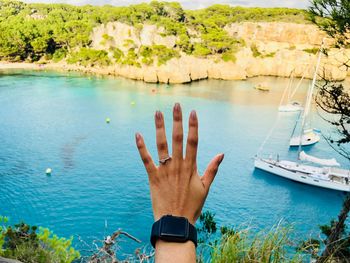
[201,153,224,190]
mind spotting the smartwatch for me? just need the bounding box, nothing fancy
[150,215,197,248]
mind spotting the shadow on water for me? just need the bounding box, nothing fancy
[0,69,92,79]
[61,135,87,170]
[252,167,347,200]
[289,144,316,152]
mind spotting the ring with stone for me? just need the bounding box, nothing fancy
[159,156,172,165]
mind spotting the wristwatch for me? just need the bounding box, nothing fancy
[150,215,197,248]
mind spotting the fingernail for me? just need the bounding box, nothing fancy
[135,132,141,142]
[155,111,162,120]
[174,103,180,112]
[219,154,225,163]
[190,110,196,120]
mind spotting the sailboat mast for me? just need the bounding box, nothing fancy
[297,40,324,157]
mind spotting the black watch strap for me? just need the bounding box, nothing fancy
[150,215,197,248]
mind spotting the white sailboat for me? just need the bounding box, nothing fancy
[254,156,350,192]
[278,70,303,112]
[289,44,323,147]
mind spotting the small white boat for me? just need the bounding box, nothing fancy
[278,70,304,113]
[254,157,350,192]
[289,129,320,146]
[278,102,303,112]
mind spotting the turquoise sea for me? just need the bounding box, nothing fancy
[0,70,349,257]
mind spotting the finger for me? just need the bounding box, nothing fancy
[185,110,198,165]
[201,154,224,190]
[172,103,183,160]
[155,111,169,160]
[135,133,157,175]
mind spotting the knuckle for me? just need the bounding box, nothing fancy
[187,137,198,147]
[158,142,168,151]
[142,156,150,165]
[173,133,183,143]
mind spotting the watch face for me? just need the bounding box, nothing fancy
[160,216,188,239]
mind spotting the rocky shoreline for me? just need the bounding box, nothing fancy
[2,22,350,83]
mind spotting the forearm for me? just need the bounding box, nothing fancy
[155,240,196,263]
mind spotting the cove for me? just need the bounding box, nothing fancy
[0,70,348,255]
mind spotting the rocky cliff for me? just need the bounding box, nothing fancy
[89,21,350,83]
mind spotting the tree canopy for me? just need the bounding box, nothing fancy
[0,0,308,64]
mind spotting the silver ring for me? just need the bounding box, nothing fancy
[159,156,172,165]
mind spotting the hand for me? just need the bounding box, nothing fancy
[135,103,224,225]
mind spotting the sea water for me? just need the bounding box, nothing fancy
[0,70,349,256]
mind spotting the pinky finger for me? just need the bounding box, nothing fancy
[135,133,157,175]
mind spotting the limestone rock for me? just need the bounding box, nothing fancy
[89,21,350,83]
[143,67,158,83]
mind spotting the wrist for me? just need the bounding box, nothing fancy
[155,214,196,225]
[155,240,196,263]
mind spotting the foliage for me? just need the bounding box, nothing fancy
[299,217,350,262]
[152,44,180,65]
[193,43,211,57]
[211,227,301,262]
[120,48,141,67]
[111,47,124,63]
[308,2,350,262]
[0,0,309,64]
[0,217,80,263]
[315,81,350,160]
[52,48,67,62]
[309,0,350,48]
[250,43,262,57]
[37,228,80,263]
[199,211,217,236]
[138,44,179,66]
[303,47,319,54]
[67,48,111,67]
[197,211,306,262]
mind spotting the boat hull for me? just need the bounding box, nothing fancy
[290,132,320,146]
[278,104,302,112]
[254,158,350,192]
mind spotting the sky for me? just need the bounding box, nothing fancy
[22,0,310,9]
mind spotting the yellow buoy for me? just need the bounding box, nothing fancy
[106,117,111,124]
[46,168,52,175]
[131,101,136,106]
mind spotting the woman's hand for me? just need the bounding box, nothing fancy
[135,103,224,225]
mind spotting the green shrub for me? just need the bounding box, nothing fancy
[176,33,193,54]
[111,47,124,62]
[222,50,237,62]
[123,38,135,48]
[193,43,211,57]
[211,225,304,262]
[38,228,80,263]
[0,217,80,263]
[52,48,67,62]
[121,48,141,67]
[152,44,179,65]
[139,44,179,66]
[303,47,319,54]
[67,48,111,66]
[251,43,262,57]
